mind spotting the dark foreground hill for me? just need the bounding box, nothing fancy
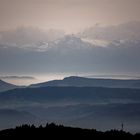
[0,123,140,139]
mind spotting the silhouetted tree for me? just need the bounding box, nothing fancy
[0,123,139,139]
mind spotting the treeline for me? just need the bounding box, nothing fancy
[0,123,140,139]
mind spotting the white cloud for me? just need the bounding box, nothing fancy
[81,38,110,47]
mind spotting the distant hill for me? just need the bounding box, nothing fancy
[30,76,140,89]
[0,109,37,130]
[0,86,140,131]
[1,86,140,104]
[0,79,18,92]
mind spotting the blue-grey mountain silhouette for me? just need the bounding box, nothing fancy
[30,76,140,89]
[0,84,140,132]
[0,79,18,92]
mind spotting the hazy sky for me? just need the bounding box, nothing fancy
[0,0,140,85]
[0,0,140,33]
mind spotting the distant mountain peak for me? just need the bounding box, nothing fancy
[0,79,18,92]
[63,76,79,79]
[30,76,140,89]
[0,79,10,84]
[63,76,86,80]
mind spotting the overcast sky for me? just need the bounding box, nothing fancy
[0,0,140,85]
[0,0,140,33]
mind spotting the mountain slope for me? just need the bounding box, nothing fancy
[30,76,140,89]
[0,86,140,131]
[0,109,37,130]
[1,86,140,104]
[0,79,18,92]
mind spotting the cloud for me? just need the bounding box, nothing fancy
[81,38,110,47]
[0,76,36,80]
[0,75,38,86]
[0,21,140,76]
[0,27,65,48]
[80,21,140,42]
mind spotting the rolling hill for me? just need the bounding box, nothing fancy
[0,86,140,132]
[30,76,140,89]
